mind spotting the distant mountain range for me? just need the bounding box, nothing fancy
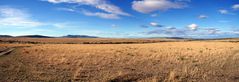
[1,35,238,39]
[149,37,188,39]
[0,35,13,38]
[0,35,98,38]
[62,35,98,38]
[0,35,188,39]
[17,35,54,38]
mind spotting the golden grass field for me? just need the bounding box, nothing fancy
[0,38,239,82]
[0,38,182,44]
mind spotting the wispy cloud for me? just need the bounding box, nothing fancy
[132,0,186,13]
[203,28,220,34]
[140,22,164,28]
[151,13,159,17]
[233,31,239,35]
[56,7,76,12]
[144,27,213,38]
[218,9,235,15]
[150,22,163,27]
[145,27,186,36]
[43,0,130,19]
[0,6,43,27]
[82,10,120,19]
[218,9,229,14]
[232,4,239,10]
[52,22,74,28]
[198,15,208,19]
[143,25,239,38]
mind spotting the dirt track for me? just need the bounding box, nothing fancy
[0,48,15,56]
[0,46,32,56]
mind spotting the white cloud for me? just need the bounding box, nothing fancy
[0,6,43,27]
[150,22,163,27]
[150,22,157,26]
[143,25,239,38]
[57,7,76,12]
[151,13,159,17]
[82,10,120,19]
[52,23,71,28]
[132,0,185,13]
[187,23,198,31]
[44,0,130,19]
[204,28,220,34]
[232,4,239,10]
[218,9,235,15]
[198,15,207,19]
[0,18,42,27]
[218,9,229,14]
[145,27,186,36]
[233,31,239,34]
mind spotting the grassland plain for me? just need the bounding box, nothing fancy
[0,40,239,82]
[0,38,181,44]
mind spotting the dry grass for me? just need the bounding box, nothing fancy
[0,40,239,82]
[0,44,33,52]
[0,38,184,44]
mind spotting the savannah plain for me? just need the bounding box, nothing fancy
[0,38,239,82]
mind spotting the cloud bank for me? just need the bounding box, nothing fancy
[44,0,130,19]
[132,0,185,13]
[0,6,43,27]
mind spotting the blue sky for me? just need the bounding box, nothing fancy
[0,0,239,38]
